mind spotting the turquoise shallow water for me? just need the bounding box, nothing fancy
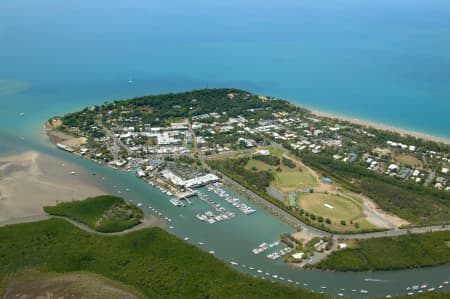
[1,0,450,297]
[1,0,450,137]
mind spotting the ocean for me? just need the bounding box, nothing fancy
[1,1,450,297]
[1,0,450,139]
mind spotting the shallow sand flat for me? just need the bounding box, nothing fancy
[0,151,105,222]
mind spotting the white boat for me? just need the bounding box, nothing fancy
[208,250,215,254]
[183,237,189,241]
[230,261,239,266]
[170,198,182,207]
[19,112,25,116]
[196,214,206,221]
[198,242,205,245]
[137,203,143,207]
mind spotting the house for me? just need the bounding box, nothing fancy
[257,149,270,156]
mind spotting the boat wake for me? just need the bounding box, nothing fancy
[364,278,390,283]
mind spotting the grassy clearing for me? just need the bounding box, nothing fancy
[314,231,450,271]
[245,156,318,192]
[0,218,328,299]
[297,193,377,232]
[274,171,317,191]
[394,153,423,168]
[245,159,272,171]
[44,195,143,233]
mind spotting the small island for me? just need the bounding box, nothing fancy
[44,195,144,233]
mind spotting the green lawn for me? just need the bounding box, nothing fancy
[314,231,450,271]
[245,157,318,192]
[44,195,143,233]
[296,192,377,232]
[274,170,318,191]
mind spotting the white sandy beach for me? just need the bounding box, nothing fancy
[0,151,105,222]
[311,109,450,145]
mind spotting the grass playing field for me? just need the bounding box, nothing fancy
[296,192,377,232]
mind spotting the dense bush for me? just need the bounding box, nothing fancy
[314,231,450,271]
[0,219,328,299]
[44,195,143,233]
[253,154,280,166]
[282,157,296,168]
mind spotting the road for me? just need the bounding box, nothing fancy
[101,124,133,160]
[0,214,164,235]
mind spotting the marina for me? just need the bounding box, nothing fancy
[20,149,448,298]
[207,182,256,215]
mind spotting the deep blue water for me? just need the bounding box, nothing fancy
[1,0,450,138]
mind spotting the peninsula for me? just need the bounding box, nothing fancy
[46,88,450,272]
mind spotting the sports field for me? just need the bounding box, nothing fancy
[297,193,377,232]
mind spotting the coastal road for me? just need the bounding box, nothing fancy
[338,224,450,240]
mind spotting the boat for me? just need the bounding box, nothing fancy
[19,112,25,116]
[196,214,206,221]
[137,203,143,207]
[230,261,239,266]
[70,171,76,175]
[198,242,205,245]
[170,198,182,207]
[183,237,189,241]
[57,143,74,152]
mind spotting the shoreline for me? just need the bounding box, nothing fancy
[309,108,450,145]
[0,150,106,222]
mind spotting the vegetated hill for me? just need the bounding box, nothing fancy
[44,195,143,233]
[313,231,450,271]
